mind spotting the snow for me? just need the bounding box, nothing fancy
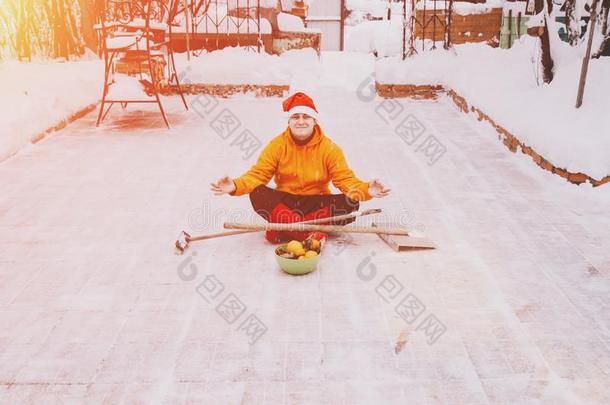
[277,12,307,32]
[105,35,141,50]
[344,0,503,50]
[305,15,342,21]
[1,53,609,402]
[376,41,610,179]
[174,47,322,85]
[0,59,103,162]
[502,1,528,15]
[346,0,391,18]
[526,12,545,29]
[105,76,155,101]
[345,18,406,57]
[171,49,373,105]
[280,0,317,10]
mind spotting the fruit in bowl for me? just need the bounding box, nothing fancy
[274,234,325,275]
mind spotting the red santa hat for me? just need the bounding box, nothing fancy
[282,92,319,120]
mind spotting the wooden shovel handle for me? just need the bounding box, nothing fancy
[187,208,382,243]
[224,222,409,236]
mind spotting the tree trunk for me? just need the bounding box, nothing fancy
[576,0,600,107]
[16,0,32,61]
[601,0,609,35]
[565,0,581,45]
[79,0,98,52]
[66,0,84,55]
[593,0,609,57]
[535,0,554,83]
[51,0,85,59]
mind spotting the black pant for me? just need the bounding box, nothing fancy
[249,185,360,222]
[248,185,360,241]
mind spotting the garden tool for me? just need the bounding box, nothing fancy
[174,208,382,255]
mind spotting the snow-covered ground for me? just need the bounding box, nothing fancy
[177,43,610,180]
[1,53,609,404]
[0,48,346,164]
[377,41,610,179]
[5,37,606,180]
[173,48,320,85]
[0,59,103,162]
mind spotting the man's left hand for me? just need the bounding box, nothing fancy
[368,179,391,198]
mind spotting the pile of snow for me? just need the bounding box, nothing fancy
[173,48,374,97]
[280,0,317,9]
[345,0,406,26]
[376,40,610,179]
[345,19,405,56]
[345,8,408,57]
[277,12,306,32]
[106,75,154,101]
[346,0,390,17]
[174,46,319,85]
[290,51,376,93]
[0,59,103,162]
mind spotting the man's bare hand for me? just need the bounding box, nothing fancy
[368,179,391,198]
[210,176,236,195]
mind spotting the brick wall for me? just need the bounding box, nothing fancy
[415,8,502,45]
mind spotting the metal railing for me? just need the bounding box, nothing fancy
[403,0,453,59]
[176,0,265,55]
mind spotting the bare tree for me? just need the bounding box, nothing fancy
[601,0,609,35]
[15,0,33,60]
[3,0,86,60]
[51,0,85,58]
[565,0,581,45]
[592,0,609,57]
[576,0,600,107]
[78,0,98,52]
[535,0,555,83]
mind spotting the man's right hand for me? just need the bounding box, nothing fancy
[210,176,236,195]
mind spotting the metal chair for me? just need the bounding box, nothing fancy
[95,0,188,129]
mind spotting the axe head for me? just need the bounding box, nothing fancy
[174,231,191,255]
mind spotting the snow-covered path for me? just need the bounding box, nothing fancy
[1,69,610,403]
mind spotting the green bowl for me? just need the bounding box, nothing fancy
[274,244,320,275]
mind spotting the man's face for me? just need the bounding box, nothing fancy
[289,113,316,141]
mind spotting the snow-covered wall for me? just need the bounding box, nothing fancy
[0,59,103,162]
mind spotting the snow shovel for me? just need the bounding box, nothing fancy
[174,208,382,255]
[372,222,436,251]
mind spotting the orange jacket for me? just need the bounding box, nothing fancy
[231,125,372,201]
